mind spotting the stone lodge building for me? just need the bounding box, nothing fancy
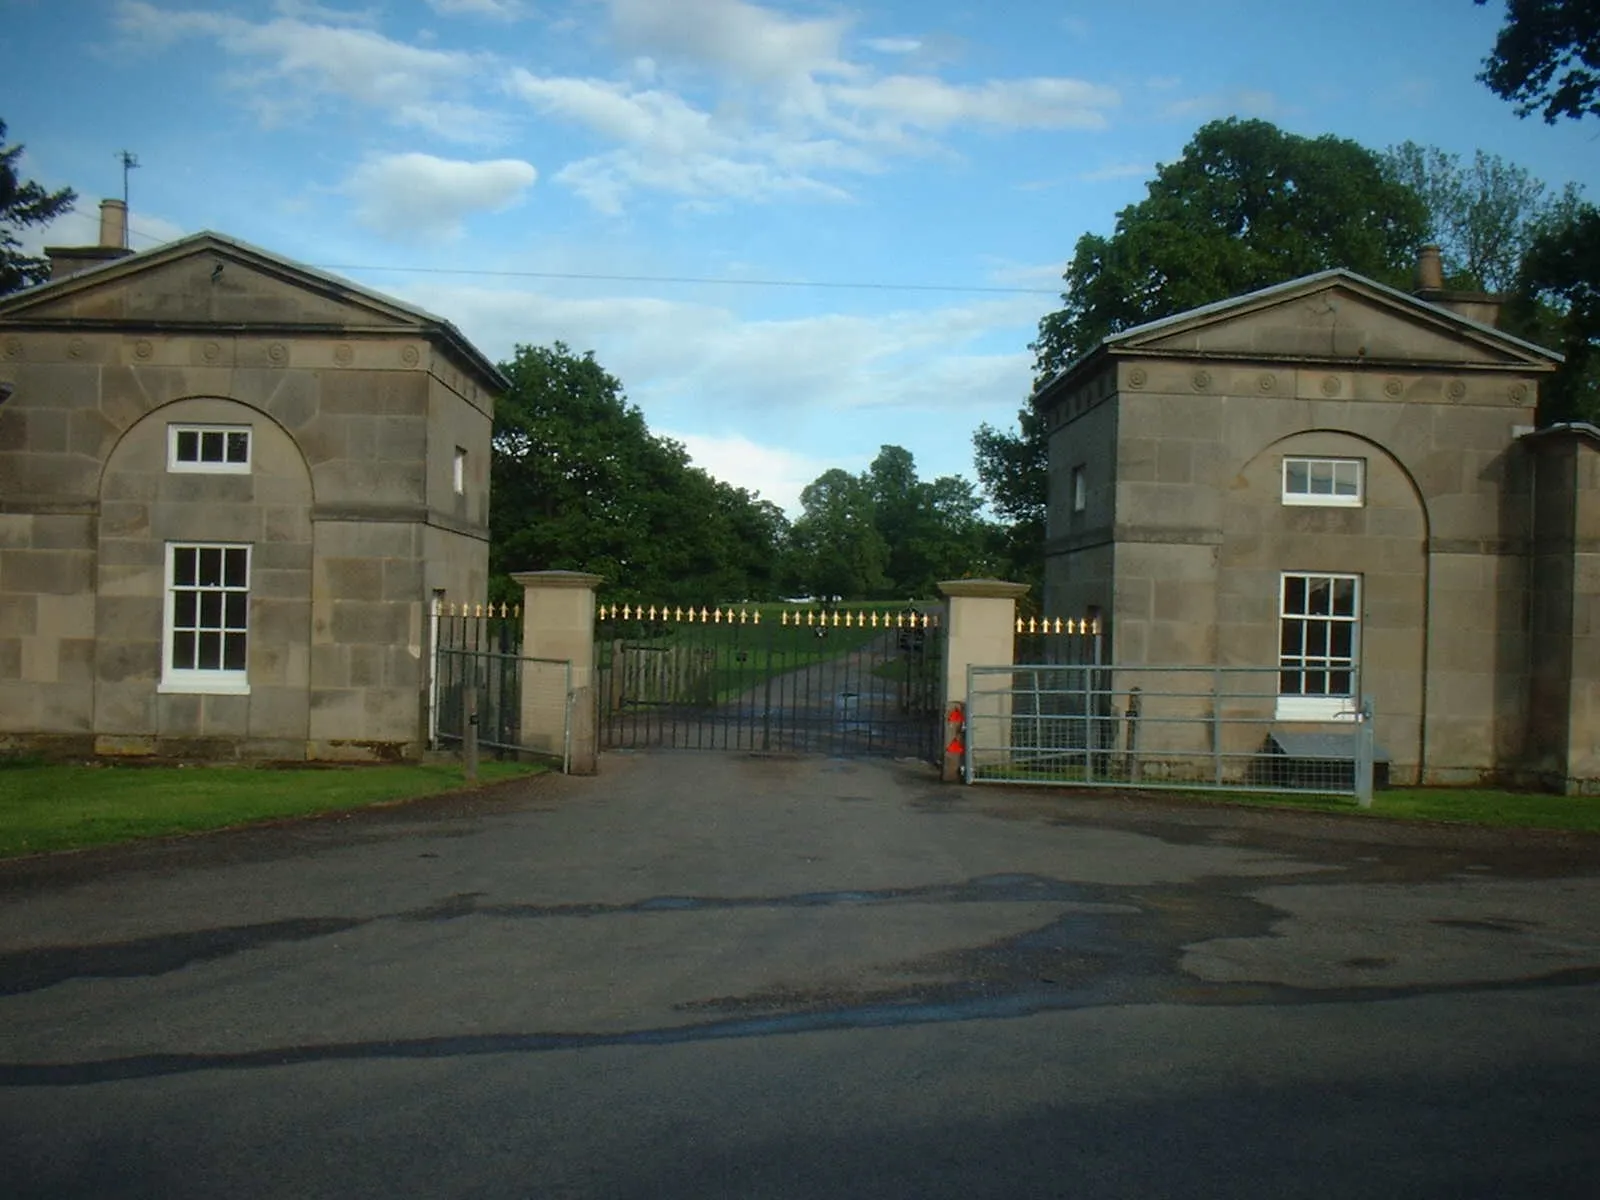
[0,202,504,760]
[1037,256,1600,792]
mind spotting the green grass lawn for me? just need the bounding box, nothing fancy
[0,758,544,859]
[1182,785,1600,832]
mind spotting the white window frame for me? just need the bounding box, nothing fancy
[1277,572,1359,721]
[1071,464,1087,514]
[453,446,467,496]
[168,424,252,474]
[1282,456,1362,507]
[160,542,251,695]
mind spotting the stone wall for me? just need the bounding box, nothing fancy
[0,308,494,760]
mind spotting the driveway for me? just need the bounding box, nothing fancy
[2,752,1599,1198]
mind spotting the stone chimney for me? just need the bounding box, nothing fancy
[1412,243,1503,328]
[98,198,128,250]
[45,198,136,281]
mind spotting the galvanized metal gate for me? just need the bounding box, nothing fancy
[596,603,943,759]
[430,601,574,771]
[965,640,1377,803]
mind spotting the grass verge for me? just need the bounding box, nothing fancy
[1180,785,1600,833]
[0,758,544,859]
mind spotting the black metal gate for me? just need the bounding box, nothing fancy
[595,603,943,759]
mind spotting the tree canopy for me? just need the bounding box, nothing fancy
[0,118,76,296]
[1380,140,1583,293]
[977,118,1430,586]
[1030,118,1428,380]
[489,342,788,605]
[786,446,996,601]
[1478,0,1600,123]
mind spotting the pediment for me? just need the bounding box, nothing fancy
[1109,272,1558,371]
[0,233,434,333]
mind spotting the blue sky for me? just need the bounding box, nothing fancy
[6,0,1599,513]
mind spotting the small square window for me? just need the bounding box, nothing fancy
[453,447,467,496]
[169,424,251,474]
[1282,457,1362,507]
[1071,465,1087,514]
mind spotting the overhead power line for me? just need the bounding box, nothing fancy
[121,222,1062,296]
[312,264,1062,295]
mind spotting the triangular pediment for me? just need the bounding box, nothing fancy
[0,233,438,331]
[1107,270,1559,371]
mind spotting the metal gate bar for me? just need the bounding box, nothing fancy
[596,604,942,760]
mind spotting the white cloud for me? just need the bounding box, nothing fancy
[382,279,1038,498]
[1077,161,1153,182]
[114,1,506,143]
[863,36,922,55]
[509,68,865,211]
[425,0,527,18]
[656,431,836,513]
[1162,89,1280,121]
[606,0,853,87]
[341,153,537,238]
[830,74,1118,135]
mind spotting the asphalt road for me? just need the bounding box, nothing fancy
[2,752,1599,1199]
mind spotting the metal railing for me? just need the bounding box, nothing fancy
[429,599,574,773]
[965,663,1375,803]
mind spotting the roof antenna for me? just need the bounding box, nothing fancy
[117,151,139,248]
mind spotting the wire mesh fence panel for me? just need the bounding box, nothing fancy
[966,663,1374,798]
[596,602,944,760]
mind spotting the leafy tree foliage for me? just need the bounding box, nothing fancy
[970,405,1046,592]
[1477,0,1600,123]
[1475,3,1600,421]
[489,343,788,604]
[786,446,995,600]
[787,468,888,602]
[1381,140,1583,292]
[0,119,76,296]
[1032,119,1428,379]
[978,119,1428,587]
[1505,204,1600,422]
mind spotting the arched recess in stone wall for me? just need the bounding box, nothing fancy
[1221,429,1429,779]
[92,396,314,756]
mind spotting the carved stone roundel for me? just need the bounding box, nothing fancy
[134,339,153,360]
[267,342,288,364]
[202,341,222,363]
[1509,382,1529,404]
[1320,375,1342,397]
[1447,379,1467,401]
[67,337,87,359]
[400,345,421,367]
[1258,373,1275,392]
[334,343,354,366]
[1127,367,1147,389]
[1384,377,1403,398]
[2,337,20,360]
[1192,369,1212,391]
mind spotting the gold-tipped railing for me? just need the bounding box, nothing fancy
[596,604,940,629]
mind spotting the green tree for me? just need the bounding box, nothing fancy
[1506,204,1600,422]
[1477,0,1600,123]
[489,342,787,604]
[979,118,1428,587]
[1475,2,1600,422]
[971,404,1047,591]
[1381,140,1583,292]
[864,445,993,595]
[1033,118,1428,378]
[1,119,76,296]
[788,468,888,601]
